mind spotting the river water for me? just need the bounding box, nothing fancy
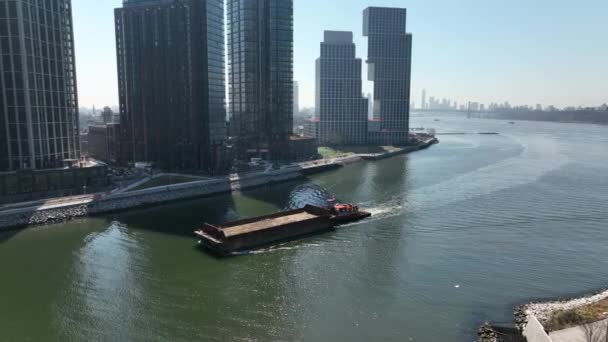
[1,116,608,341]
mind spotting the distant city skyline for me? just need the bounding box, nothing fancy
[417,89,608,112]
[73,0,608,109]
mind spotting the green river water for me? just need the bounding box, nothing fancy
[2,117,608,341]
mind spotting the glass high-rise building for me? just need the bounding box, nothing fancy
[227,0,294,160]
[364,7,412,145]
[315,31,368,145]
[293,81,299,117]
[115,0,227,172]
[0,0,80,171]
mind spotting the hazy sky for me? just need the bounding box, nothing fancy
[73,0,608,109]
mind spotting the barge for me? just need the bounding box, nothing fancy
[195,202,370,255]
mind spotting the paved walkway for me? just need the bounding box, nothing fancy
[0,195,96,216]
[550,319,608,342]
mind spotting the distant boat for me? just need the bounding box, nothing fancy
[508,121,516,125]
[434,119,440,122]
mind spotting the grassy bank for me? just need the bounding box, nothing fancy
[545,298,608,331]
[318,146,402,159]
[317,147,354,159]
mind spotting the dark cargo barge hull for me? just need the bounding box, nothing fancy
[196,227,335,256]
[195,205,371,255]
[195,205,334,255]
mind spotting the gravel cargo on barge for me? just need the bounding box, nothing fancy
[195,203,370,255]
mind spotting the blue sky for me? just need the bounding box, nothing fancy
[73,0,608,109]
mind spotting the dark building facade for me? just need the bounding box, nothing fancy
[287,136,317,161]
[227,0,294,160]
[115,0,227,172]
[87,123,120,164]
[315,31,368,145]
[363,7,412,145]
[293,80,299,117]
[101,106,114,124]
[0,163,109,204]
[0,0,80,171]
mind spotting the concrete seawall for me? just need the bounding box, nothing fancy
[0,204,90,230]
[0,139,437,231]
[361,138,438,161]
[0,168,317,231]
[0,170,305,231]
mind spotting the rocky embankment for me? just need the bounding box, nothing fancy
[478,323,499,342]
[514,306,529,330]
[0,204,89,229]
[520,289,608,326]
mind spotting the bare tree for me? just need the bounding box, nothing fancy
[583,321,606,342]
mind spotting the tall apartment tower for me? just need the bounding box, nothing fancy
[227,0,294,160]
[364,7,412,145]
[315,31,368,145]
[115,0,227,172]
[293,81,300,116]
[0,0,80,171]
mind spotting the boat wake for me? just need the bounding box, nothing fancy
[240,242,324,255]
[337,198,404,228]
[367,203,403,217]
[405,134,569,212]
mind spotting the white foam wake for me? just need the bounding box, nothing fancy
[406,134,569,211]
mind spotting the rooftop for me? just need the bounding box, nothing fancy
[324,31,353,44]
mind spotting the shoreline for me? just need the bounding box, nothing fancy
[519,288,608,327]
[0,138,438,232]
[478,287,608,342]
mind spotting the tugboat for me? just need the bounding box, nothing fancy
[327,198,371,224]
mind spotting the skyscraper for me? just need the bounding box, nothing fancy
[421,89,427,110]
[315,31,368,145]
[115,0,227,172]
[227,0,294,160]
[0,0,80,171]
[366,93,374,119]
[293,81,300,116]
[364,7,412,145]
